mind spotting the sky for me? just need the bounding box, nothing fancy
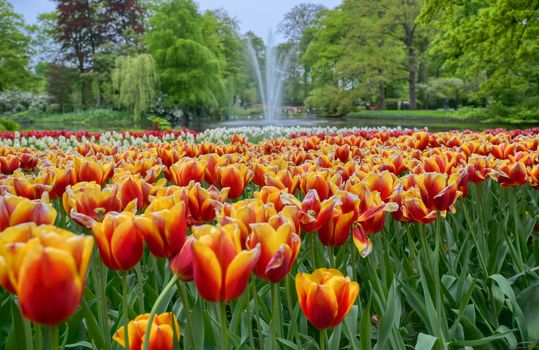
[11,0,342,42]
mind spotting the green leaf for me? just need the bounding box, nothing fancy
[328,323,342,349]
[360,297,372,350]
[414,333,439,350]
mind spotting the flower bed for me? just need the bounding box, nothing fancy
[0,126,538,349]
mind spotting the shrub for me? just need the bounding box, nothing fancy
[0,91,49,114]
[305,86,354,117]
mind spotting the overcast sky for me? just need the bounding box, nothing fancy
[11,0,342,42]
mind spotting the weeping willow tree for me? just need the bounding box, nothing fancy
[112,54,157,120]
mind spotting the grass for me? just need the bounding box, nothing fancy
[347,109,460,120]
[6,109,151,131]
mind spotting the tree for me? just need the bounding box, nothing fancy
[279,3,326,103]
[112,54,157,119]
[145,0,226,118]
[421,0,539,111]
[278,3,326,43]
[0,0,33,91]
[44,63,79,112]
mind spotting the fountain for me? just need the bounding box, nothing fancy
[247,31,292,122]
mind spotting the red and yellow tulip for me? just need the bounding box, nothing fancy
[191,224,260,302]
[295,268,359,329]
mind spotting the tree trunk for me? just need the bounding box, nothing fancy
[405,24,417,110]
[378,73,385,109]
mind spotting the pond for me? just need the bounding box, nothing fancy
[17,114,535,132]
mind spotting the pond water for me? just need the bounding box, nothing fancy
[173,114,528,132]
[18,114,534,132]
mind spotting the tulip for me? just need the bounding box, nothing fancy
[246,222,300,283]
[0,194,57,231]
[295,268,359,329]
[187,183,228,223]
[264,170,299,195]
[300,171,331,201]
[391,186,438,224]
[91,211,152,270]
[413,172,461,215]
[0,154,20,174]
[115,175,162,211]
[112,312,180,350]
[0,224,93,324]
[12,176,52,200]
[216,164,253,199]
[63,182,122,227]
[169,236,195,281]
[218,200,277,245]
[494,161,528,187]
[191,224,260,302]
[165,159,206,186]
[73,157,113,185]
[143,199,187,258]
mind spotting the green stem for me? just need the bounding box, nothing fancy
[285,277,300,344]
[310,233,317,268]
[246,282,255,350]
[251,279,263,345]
[177,282,193,349]
[271,283,281,348]
[135,263,145,313]
[320,329,326,350]
[328,246,335,268]
[122,271,130,350]
[143,275,179,350]
[49,325,59,350]
[91,251,111,349]
[34,324,42,350]
[220,302,229,350]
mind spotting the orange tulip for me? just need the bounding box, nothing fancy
[187,183,228,224]
[112,312,180,350]
[63,182,122,227]
[218,199,277,245]
[115,175,162,211]
[264,169,300,195]
[191,224,260,302]
[413,173,461,215]
[12,175,52,200]
[295,268,359,329]
[165,159,206,186]
[169,236,195,281]
[494,161,528,187]
[0,224,93,325]
[216,164,253,199]
[391,186,438,224]
[254,185,286,211]
[73,157,114,185]
[0,194,57,231]
[246,222,300,283]
[143,198,187,258]
[300,171,331,201]
[0,155,20,174]
[90,211,152,270]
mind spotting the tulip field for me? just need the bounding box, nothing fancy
[0,126,538,350]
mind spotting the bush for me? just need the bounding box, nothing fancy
[305,86,354,117]
[0,91,49,114]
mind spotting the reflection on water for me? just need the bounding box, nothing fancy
[18,114,532,132]
[173,114,523,132]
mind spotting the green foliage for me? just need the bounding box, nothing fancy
[145,0,237,118]
[112,54,157,120]
[147,115,171,130]
[421,0,539,114]
[0,0,33,91]
[305,85,355,117]
[0,117,19,131]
